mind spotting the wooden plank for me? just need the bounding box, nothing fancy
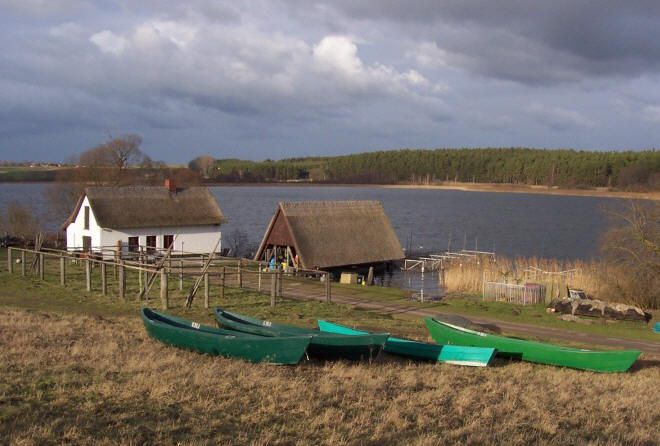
[85,259,91,291]
[39,253,44,281]
[118,261,125,299]
[60,255,65,286]
[184,237,221,308]
[270,272,277,307]
[204,273,209,309]
[21,251,25,276]
[7,248,12,273]
[160,268,168,310]
[101,262,107,296]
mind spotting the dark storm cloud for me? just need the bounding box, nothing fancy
[0,1,658,162]
[315,0,660,83]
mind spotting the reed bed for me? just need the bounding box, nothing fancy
[443,257,658,308]
[1,309,658,446]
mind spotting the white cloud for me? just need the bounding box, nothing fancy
[640,105,660,123]
[90,30,127,55]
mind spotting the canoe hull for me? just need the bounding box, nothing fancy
[141,308,310,365]
[425,317,640,373]
[215,308,388,360]
[317,320,495,367]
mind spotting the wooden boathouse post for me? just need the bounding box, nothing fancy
[160,267,168,310]
[60,254,66,286]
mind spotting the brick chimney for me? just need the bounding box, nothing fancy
[164,178,176,192]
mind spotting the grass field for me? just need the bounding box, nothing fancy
[1,250,659,444]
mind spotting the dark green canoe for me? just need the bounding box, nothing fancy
[141,308,311,365]
[214,308,388,360]
[425,317,640,373]
[318,320,495,367]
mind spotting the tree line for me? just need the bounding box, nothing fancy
[190,148,659,190]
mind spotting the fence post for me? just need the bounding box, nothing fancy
[118,261,125,299]
[101,262,107,296]
[237,260,242,288]
[258,262,262,293]
[204,273,209,309]
[160,267,168,310]
[270,272,277,307]
[179,260,183,291]
[60,255,66,286]
[220,266,225,300]
[325,272,331,303]
[21,251,26,276]
[7,247,12,273]
[85,258,91,291]
[39,253,44,281]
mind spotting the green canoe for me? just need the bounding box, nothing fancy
[318,320,495,367]
[215,308,388,360]
[654,322,660,333]
[141,308,311,365]
[425,317,640,373]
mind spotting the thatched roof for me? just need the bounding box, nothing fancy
[255,201,404,269]
[63,186,224,230]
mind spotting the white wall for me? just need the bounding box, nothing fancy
[65,196,103,250]
[65,195,222,256]
[101,225,222,255]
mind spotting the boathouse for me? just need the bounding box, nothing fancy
[62,180,224,256]
[254,201,404,271]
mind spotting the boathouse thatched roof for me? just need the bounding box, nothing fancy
[255,200,404,269]
[63,186,224,230]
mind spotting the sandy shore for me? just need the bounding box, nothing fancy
[379,182,660,200]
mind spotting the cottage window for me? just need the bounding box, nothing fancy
[146,235,157,253]
[128,236,139,253]
[84,206,90,230]
[163,234,174,250]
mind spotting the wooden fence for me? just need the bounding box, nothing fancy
[482,281,546,305]
[5,247,332,310]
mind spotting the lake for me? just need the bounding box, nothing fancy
[1,183,625,296]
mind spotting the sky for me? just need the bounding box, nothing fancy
[1,0,659,163]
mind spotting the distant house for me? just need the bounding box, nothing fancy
[62,180,224,256]
[254,201,404,271]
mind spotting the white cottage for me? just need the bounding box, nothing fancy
[62,181,224,256]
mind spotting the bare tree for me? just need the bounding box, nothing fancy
[601,200,659,309]
[6,201,39,244]
[188,155,216,178]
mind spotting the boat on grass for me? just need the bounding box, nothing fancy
[425,317,640,373]
[214,308,388,360]
[318,320,495,367]
[141,307,311,365]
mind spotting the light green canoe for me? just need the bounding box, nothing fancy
[425,317,640,373]
[318,320,495,367]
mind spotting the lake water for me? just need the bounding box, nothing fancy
[0,183,625,296]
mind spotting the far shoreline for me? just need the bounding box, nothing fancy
[3,179,658,200]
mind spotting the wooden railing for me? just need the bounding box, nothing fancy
[5,247,332,310]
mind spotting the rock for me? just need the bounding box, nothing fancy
[559,314,580,322]
[550,298,651,322]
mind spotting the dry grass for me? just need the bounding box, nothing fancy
[1,309,658,445]
[443,256,658,309]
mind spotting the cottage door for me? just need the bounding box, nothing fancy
[82,236,92,252]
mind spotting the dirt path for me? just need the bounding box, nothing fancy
[247,275,660,354]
